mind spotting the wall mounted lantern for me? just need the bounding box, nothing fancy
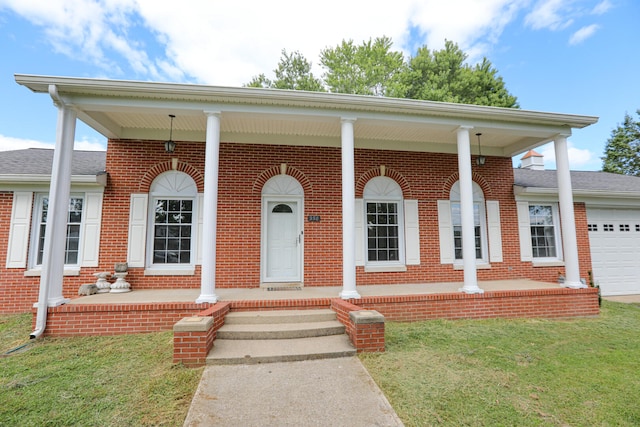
[475,133,486,166]
[164,114,176,153]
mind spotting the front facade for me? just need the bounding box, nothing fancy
[515,166,640,296]
[1,75,601,316]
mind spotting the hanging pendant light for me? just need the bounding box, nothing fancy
[164,114,176,153]
[475,132,486,166]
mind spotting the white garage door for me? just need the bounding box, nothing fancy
[587,208,640,296]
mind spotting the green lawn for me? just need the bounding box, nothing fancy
[361,300,640,426]
[0,314,202,426]
[2,301,639,426]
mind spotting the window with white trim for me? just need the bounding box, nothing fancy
[32,194,84,267]
[363,177,404,265]
[147,171,197,269]
[529,204,561,259]
[450,181,487,263]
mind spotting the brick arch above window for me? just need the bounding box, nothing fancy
[138,161,204,193]
[441,172,492,199]
[252,165,313,196]
[355,167,412,198]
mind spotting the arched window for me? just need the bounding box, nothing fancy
[148,171,197,267]
[363,176,404,264]
[450,181,487,262]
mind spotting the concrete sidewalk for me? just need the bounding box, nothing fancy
[183,357,403,427]
[603,294,640,303]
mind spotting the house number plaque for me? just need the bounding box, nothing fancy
[307,215,321,222]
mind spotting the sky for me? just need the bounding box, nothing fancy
[0,0,638,171]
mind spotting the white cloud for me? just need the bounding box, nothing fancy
[74,136,107,151]
[538,141,596,169]
[0,0,613,86]
[524,0,575,31]
[592,0,613,15]
[0,134,106,152]
[408,0,525,59]
[0,134,54,151]
[0,0,532,86]
[569,24,600,45]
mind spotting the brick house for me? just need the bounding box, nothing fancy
[3,74,602,331]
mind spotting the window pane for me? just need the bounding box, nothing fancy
[365,202,400,263]
[453,224,483,260]
[152,198,193,265]
[36,196,83,266]
[529,205,557,258]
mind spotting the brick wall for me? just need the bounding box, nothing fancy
[34,302,213,337]
[101,141,593,289]
[331,298,385,353]
[1,141,595,312]
[356,287,600,321]
[172,302,230,367]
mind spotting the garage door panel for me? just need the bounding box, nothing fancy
[587,208,640,296]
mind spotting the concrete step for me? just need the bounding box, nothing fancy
[224,309,337,325]
[206,335,356,365]
[216,320,345,340]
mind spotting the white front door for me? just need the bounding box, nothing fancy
[264,200,302,282]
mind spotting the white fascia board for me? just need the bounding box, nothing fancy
[514,185,640,201]
[15,74,599,128]
[0,174,107,188]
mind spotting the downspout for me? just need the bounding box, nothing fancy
[30,84,65,339]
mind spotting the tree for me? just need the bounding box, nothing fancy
[602,110,640,176]
[403,40,518,107]
[319,36,405,97]
[245,50,324,92]
[246,37,519,109]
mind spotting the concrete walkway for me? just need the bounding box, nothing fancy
[183,357,403,427]
[603,294,640,303]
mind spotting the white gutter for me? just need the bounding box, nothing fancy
[30,84,64,339]
[514,185,640,199]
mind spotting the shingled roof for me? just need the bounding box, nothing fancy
[514,168,640,195]
[0,148,106,176]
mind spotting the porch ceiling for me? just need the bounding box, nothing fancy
[16,74,598,158]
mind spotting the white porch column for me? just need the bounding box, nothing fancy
[339,118,360,299]
[197,111,221,303]
[554,134,585,289]
[39,95,76,307]
[456,126,483,294]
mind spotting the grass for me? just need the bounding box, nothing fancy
[2,301,639,426]
[0,314,202,426]
[360,300,640,426]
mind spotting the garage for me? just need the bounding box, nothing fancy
[587,207,640,296]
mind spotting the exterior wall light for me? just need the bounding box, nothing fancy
[476,132,486,166]
[165,114,176,153]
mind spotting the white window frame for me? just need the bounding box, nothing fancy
[528,203,563,263]
[363,176,406,269]
[145,171,198,274]
[450,181,488,266]
[29,193,84,272]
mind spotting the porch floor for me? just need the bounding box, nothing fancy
[69,279,561,305]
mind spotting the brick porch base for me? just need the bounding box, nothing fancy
[34,286,599,338]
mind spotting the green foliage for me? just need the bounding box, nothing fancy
[319,36,406,96]
[360,301,640,426]
[602,110,640,176]
[246,50,324,92]
[403,40,519,107]
[247,37,518,108]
